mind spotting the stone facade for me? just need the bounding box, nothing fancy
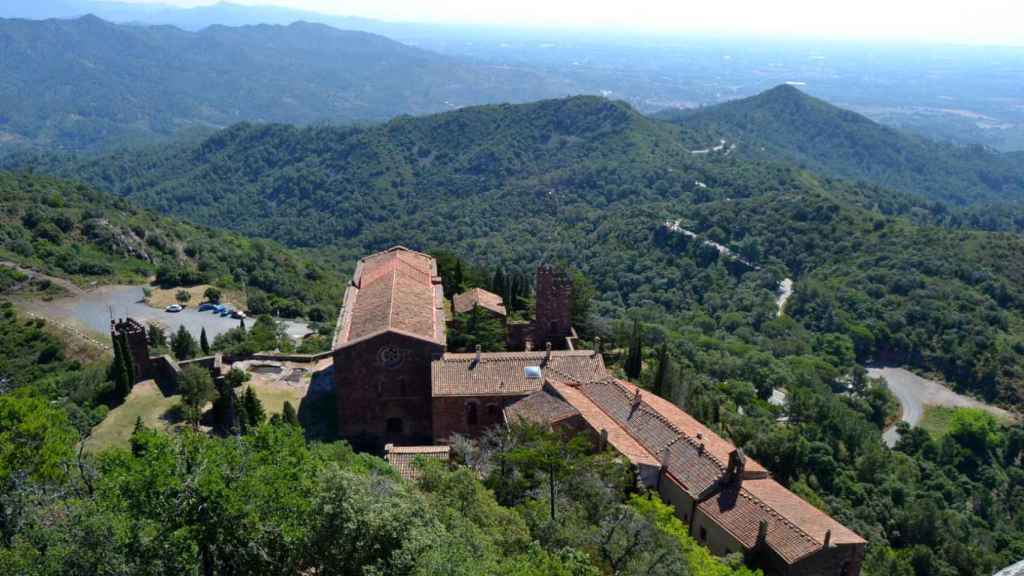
[334,331,443,452]
[432,394,519,442]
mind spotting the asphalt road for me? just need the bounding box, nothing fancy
[870,366,1015,447]
[17,284,309,344]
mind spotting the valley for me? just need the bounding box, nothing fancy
[0,12,1022,572]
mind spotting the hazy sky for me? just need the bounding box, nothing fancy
[121,0,1024,45]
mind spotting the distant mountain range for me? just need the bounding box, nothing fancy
[659,85,1024,206]
[0,14,575,152]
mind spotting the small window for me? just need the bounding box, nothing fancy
[486,404,499,419]
[466,402,479,426]
[386,417,403,436]
[700,527,707,542]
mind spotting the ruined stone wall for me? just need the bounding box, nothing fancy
[111,318,151,382]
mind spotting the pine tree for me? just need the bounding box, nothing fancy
[200,327,210,356]
[212,378,240,435]
[171,326,197,360]
[624,319,643,380]
[652,343,672,397]
[242,387,265,429]
[282,401,300,427]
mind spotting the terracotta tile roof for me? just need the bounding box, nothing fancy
[612,378,767,477]
[334,247,446,349]
[549,375,862,565]
[503,388,580,426]
[661,437,724,495]
[547,377,659,468]
[697,479,864,564]
[453,288,507,316]
[431,350,607,397]
[743,478,865,549]
[385,444,451,481]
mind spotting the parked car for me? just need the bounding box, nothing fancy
[230,310,247,320]
[198,303,217,312]
[165,304,183,313]
[220,308,233,317]
[211,304,227,314]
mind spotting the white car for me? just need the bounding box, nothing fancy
[165,304,183,313]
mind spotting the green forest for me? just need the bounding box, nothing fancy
[0,171,345,318]
[0,14,572,153]
[2,94,1023,575]
[659,85,1024,207]
[12,95,1024,404]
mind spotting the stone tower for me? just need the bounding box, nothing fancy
[534,263,573,350]
[111,318,151,383]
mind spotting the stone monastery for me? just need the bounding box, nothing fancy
[331,246,866,576]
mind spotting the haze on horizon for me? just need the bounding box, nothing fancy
[110,0,1024,46]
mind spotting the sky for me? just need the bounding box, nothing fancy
[115,0,1024,46]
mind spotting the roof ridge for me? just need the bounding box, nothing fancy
[739,487,820,549]
[607,379,727,471]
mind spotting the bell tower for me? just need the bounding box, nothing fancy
[533,263,573,350]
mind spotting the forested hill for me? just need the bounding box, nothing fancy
[658,85,1024,206]
[0,171,344,317]
[15,95,1024,405]
[0,15,574,153]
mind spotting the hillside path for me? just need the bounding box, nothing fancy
[1,260,84,295]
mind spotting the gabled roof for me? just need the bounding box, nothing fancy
[544,375,864,565]
[546,376,660,468]
[453,287,507,316]
[697,478,864,564]
[384,444,451,481]
[333,246,446,349]
[608,378,767,477]
[503,387,580,426]
[431,350,607,397]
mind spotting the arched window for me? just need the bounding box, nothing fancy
[466,401,479,426]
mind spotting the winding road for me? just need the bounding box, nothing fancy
[869,366,1015,447]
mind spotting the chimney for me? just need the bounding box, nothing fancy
[525,339,533,352]
[600,428,609,451]
[593,336,602,356]
[660,447,670,470]
[726,449,747,485]
[823,530,832,549]
[632,388,642,408]
[474,344,482,363]
[756,520,768,548]
[544,341,552,364]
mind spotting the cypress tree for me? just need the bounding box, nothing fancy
[652,343,672,397]
[491,268,506,299]
[200,327,210,356]
[123,333,135,389]
[282,401,300,427]
[111,333,132,401]
[242,387,265,428]
[624,319,643,380]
